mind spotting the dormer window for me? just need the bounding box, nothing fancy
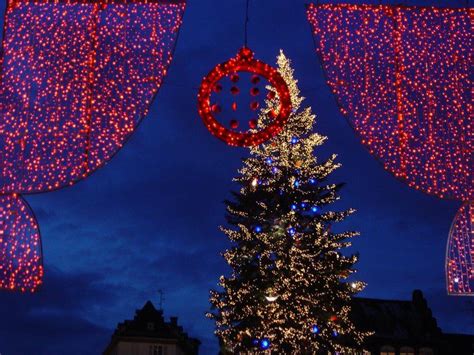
[400,347,415,355]
[380,345,395,355]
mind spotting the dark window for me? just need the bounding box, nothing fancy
[149,345,164,355]
[419,347,434,355]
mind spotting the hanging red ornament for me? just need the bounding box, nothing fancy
[197,47,292,147]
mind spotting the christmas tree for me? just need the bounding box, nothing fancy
[208,52,370,354]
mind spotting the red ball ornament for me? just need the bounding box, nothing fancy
[197,47,292,147]
[250,101,260,111]
[231,73,240,83]
[250,87,260,96]
[213,83,222,93]
[212,104,222,113]
[230,86,240,95]
[230,120,239,129]
[251,74,260,84]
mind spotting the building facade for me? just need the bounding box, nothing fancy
[103,301,200,355]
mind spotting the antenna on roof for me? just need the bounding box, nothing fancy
[158,289,165,311]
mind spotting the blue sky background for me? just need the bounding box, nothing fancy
[0,0,472,354]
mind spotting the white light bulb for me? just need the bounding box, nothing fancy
[265,295,279,302]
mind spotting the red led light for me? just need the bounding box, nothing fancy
[197,47,292,147]
[0,0,186,292]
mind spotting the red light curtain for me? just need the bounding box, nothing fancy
[306,4,471,202]
[0,0,185,292]
[307,4,472,295]
[1,0,185,193]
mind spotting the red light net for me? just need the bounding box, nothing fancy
[0,0,185,292]
[307,4,472,295]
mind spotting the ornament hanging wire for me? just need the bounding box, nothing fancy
[197,0,292,147]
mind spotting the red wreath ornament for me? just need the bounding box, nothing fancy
[197,47,292,147]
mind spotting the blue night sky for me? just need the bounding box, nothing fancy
[0,1,472,354]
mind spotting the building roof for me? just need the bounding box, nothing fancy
[351,290,441,340]
[351,290,474,354]
[103,301,200,355]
